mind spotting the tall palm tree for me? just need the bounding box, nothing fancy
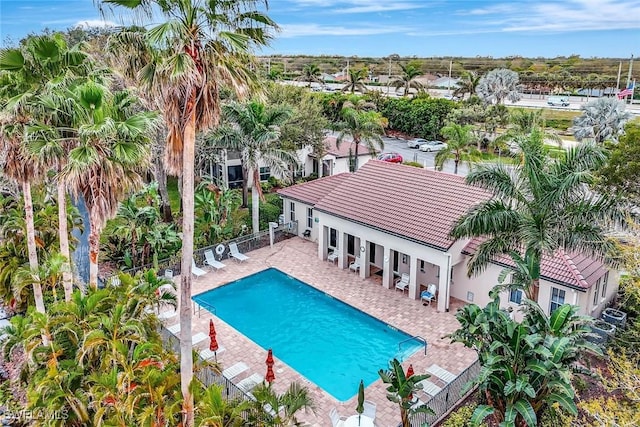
[341,68,368,94]
[209,101,295,234]
[434,123,479,174]
[62,82,156,290]
[295,63,323,87]
[335,100,387,172]
[572,97,632,144]
[453,70,481,99]
[450,128,625,302]
[389,63,424,97]
[97,2,277,424]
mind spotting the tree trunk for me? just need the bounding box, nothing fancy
[57,181,73,302]
[179,107,196,427]
[88,209,101,290]
[454,159,459,174]
[177,175,184,216]
[153,154,173,222]
[531,277,540,303]
[251,172,260,235]
[400,407,409,427]
[241,165,249,208]
[23,182,46,314]
[353,139,360,172]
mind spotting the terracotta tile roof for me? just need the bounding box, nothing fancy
[322,136,374,159]
[310,161,491,250]
[462,238,608,290]
[277,173,351,205]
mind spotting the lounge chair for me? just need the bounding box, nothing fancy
[421,284,437,305]
[167,323,181,335]
[222,362,249,380]
[363,400,376,421]
[200,346,226,360]
[164,269,174,279]
[425,364,456,383]
[192,332,207,346]
[329,407,347,427]
[204,249,226,271]
[158,310,176,321]
[229,242,249,263]
[349,256,361,272]
[395,273,410,292]
[417,379,442,396]
[191,259,207,277]
[236,373,263,393]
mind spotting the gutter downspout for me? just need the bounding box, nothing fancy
[445,253,452,312]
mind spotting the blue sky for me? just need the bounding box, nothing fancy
[1,0,639,58]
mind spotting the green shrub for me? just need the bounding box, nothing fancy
[261,181,273,193]
[402,161,424,168]
[441,404,477,427]
[539,403,575,427]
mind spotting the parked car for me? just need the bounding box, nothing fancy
[377,152,403,163]
[419,141,448,152]
[407,138,427,148]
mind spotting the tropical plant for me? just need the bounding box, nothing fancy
[335,100,387,171]
[341,68,368,94]
[194,180,242,246]
[476,69,522,105]
[295,63,323,87]
[194,383,251,427]
[448,294,601,427]
[208,101,295,234]
[450,128,625,302]
[249,382,316,426]
[596,122,640,204]
[390,63,424,97]
[572,97,632,144]
[378,359,434,427]
[454,71,481,99]
[434,123,479,174]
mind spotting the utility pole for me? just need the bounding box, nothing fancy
[616,61,622,90]
[447,60,453,96]
[626,55,634,104]
[387,56,392,95]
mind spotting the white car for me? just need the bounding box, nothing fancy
[407,138,427,148]
[419,141,447,152]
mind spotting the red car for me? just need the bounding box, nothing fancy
[377,152,403,163]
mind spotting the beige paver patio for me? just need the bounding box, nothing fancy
[163,237,477,427]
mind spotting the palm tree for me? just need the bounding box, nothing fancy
[378,359,434,427]
[335,100,387,172]
[295,63,323,87]
[62,82,156,289]
[572,97,632,144]
[98,2,277,423]
[250,382,316,426]
[450,128,625,302]
[476,68,522,105]
[453,70,481,99]
[209,101,295,234]
[389,63,424,97]
[341,68,368,94]
[434,123,479,174]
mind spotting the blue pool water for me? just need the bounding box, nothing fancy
[192,268,423,401]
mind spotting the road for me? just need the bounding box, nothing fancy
[380,136,470,176]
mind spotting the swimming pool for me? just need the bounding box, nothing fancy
[192,268,423,401]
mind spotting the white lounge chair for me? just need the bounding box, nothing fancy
[417,379,442,396]
[192,332,207,346]
[237,373,263,393]
[167,323,181,335]
[327,250,339,264]
[349,256,361,272]
[204,249,226,271]
[191,259,207,277]
[395,273,410,292]
[164,269,174,279]
[200,346,226,360]
[421,284,437,305]
[426,364,456,383]
[229,242,249,262]
[158,310,177,321]
[329,407,347,427]
[363,400,377,421]
[222,362,249,380]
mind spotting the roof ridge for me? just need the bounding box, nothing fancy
[558,249,588,287]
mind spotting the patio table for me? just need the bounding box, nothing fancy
[344,414,374,427]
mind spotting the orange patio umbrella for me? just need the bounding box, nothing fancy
[406,364,415,400]
[266,348,275,383]
[209,319,219,359]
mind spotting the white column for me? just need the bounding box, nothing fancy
[408,255,419,300]
[337,231,347,269]
[437,256,451,312]
[382,246,393,289]
[360,239,369,279]
[318,225,327,260]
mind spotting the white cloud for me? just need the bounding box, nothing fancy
[279,23,411,38]
[288,0,425,14]
[73,19,116,29]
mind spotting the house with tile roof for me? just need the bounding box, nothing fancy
[277,160,618,317]
[303,136,376,178]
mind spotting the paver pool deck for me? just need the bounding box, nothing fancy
[164,237,478,427]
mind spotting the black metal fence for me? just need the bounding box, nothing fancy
[118,221,298,279]
[411,359,481,427]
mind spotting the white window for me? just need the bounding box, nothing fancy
[289,202,295,222]
[259,166,271,181]
[509,289,523,305]
[550,287,566,313]
[593,278,601,306]
[307,207,313,228]
[602,271,609,298]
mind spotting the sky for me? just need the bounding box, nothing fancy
[1,0,639,58]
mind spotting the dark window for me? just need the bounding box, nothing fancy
[307,208,313,228]
[289,202,295,222]
[550,288,566,313]
[393,251,399,272]
[227,165,243,189]
[369,243,376,263]
[329,228,337,248]
[509,289,523,304]
[602,271,609,298]
[259,166,270,181]
[420,260,425,271]
[593,278,601,306]
[347,235,355,256]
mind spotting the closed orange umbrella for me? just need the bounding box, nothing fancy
[209,319,219,356]
[266,364,275,383]
[266,348,274,367]
[406,364,415,400]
